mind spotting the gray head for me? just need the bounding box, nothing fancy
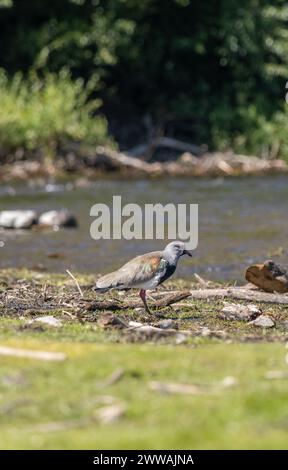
[163,241,192,264]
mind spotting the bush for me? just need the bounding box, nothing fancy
[0,69,112,158]
[209,102,288,160]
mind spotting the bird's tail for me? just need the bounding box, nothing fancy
[94,271,124,292]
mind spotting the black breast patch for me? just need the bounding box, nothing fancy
[158,264,176,285]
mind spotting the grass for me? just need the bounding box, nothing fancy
[0,269,288,449]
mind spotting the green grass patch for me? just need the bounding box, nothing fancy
[0,269,288,449]
[0,338,288,449]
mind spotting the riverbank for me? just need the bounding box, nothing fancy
[1,147,288,182]
[0,269,288,449]
[1,269,288,342]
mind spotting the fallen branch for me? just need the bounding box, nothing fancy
[154,291,191,307]
[157,137,203,155]
[128,137,203,158]
[149,381,207,395]
[95,146,160,174]
[127,324,180,339]
[100,368,125,387]
[188,287,288,304]
[87,290,191,312]
[194,273,211,286]
[0,346,66,361]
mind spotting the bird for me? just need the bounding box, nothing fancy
[94,241,192,314]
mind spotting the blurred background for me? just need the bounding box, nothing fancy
[0,0,288,156]
[0,0,288,280]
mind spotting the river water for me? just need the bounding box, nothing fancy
[0,176,287,282]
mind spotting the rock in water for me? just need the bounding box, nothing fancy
[249,315,275,328]
[245,260,288,293]
[38,210,78,228]
[0,210,37,229]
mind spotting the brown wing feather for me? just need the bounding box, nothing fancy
[96,251,164,289]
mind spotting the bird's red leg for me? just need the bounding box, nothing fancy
[139,289,151,314]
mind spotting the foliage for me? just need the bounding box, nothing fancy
[0,69,110,157]
[0,0,288,157]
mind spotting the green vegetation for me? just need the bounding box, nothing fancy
[0,69,111,157]
[0,269,288,449]
[1,334,288,450]
[0,1,288,159]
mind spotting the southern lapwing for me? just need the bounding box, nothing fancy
[94,241,192,313]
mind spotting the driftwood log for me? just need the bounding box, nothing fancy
[187,287,288,305]
[93,147,288,177]
[87,291,191,312]
[95,146,161,175]
[86,286,288,313]
[127,137,204,158]
[245,260,288,293]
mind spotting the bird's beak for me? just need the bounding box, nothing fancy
[183,249,192,257]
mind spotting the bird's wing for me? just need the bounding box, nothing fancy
[96,251,168,289]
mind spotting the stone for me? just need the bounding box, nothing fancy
[154,319,178,329]
[249,315,275,328]
[221,376,238,387]
[98,313,128,329]
[25,316,62,328]
[38,210,78,228]
[128,321,143,328]
[94,403,125,424]
[174,333,188,345]
[201,327,212,337]
[221,302,261,321]
[0,210,37,229]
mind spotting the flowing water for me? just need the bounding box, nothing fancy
[0,176,287,282]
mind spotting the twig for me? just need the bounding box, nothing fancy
[149,381,207,395]
[101,368,125,388]
[0,346,66,361]
[66,269,84,298]
[62,310,77,320]
[194,273,211,286]
[42,282,48,301]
